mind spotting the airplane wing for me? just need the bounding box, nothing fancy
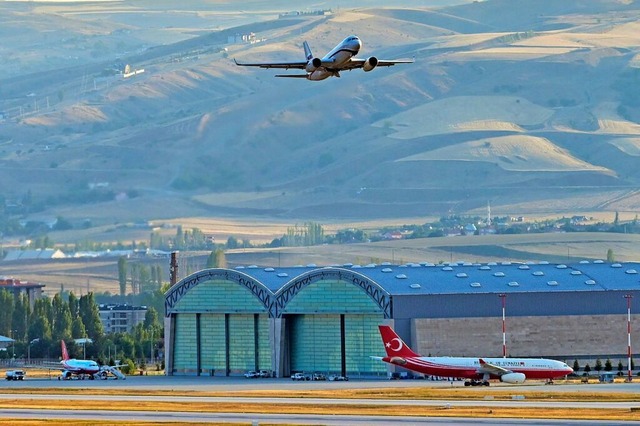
[477,358,511,376]
[234,58,308,70]
[342,58,414,70]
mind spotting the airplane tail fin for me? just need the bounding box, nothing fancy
[303,41,313,61]
[378,325,421,358]
[61,340,70,361]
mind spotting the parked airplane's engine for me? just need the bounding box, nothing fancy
[363,56,379,72]
[499,372,526,384]
[306,57,322,72]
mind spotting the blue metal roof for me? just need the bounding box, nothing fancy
[232,261,640,296]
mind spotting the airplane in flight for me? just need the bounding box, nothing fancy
[234,35,413,81]
[376,325,573,386]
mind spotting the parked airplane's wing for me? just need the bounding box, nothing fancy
[477,358,510,376]
[234,58,308,69]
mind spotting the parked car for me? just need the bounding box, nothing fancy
[291,372,310,381]
[312,373,326,381]
[5,370,25,381]
[328,374,348,381]
[244,370,259,378]
[259,370,272,378]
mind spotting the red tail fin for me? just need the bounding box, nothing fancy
[378,325,421,358]
[61,340,70,361]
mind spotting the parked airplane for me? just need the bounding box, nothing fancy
[234,35,413,80]
[59,340,101,380]
[376,325,573,386]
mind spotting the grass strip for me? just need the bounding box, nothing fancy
[0,398,640,422]
[3,385,640,402]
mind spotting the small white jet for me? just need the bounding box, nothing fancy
[234,35,413,81]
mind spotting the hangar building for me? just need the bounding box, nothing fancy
[164,261,640,377]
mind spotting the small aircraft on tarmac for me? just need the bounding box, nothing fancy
[58,340,125,380]
[234,35,413,81]
[375,325,573,386]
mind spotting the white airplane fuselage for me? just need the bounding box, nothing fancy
[308,37,362,81]
[384,355,573,381]
[62,359,100,376]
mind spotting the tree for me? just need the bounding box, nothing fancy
[78,293,104,340]
[595,358,602,373]
[52,293,72,342]
[226,236,239,249]
[573,359,580,373]
[207,248,227,268]
[584,364,591,374]
[71,316,86,339]
[12,293,29,342]
[604,359,612,372]
[0,289,15,337]
[618,361,624,375]
[143,307,160,330]
[118,256,128,296]
[607,248,615,262]
[68,292,79,320]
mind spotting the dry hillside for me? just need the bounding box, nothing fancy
[1,0,639,232]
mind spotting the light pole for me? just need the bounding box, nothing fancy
[625,294,633,382]
[499,294,507,358]
[10,329,16,360]
[28,338,40,364]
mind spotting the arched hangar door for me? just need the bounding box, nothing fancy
[166,272,271,376]
[280,273,388,378]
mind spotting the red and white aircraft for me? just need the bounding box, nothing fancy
[59,340,101,380]
[377,325,573,386]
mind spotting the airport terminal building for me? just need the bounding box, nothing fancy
[164,261,640,377]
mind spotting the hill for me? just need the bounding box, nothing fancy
[0,0,639,235]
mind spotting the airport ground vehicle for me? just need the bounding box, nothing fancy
[328,374,348,381]
[291,372,311,381]
[5,370,25,381]
[244,370,259,378]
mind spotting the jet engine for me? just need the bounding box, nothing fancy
[363,56,379,72]
[306,57,322,72]
[390,356,407,366]
[499,372,526,384]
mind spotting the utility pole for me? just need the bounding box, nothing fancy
[499,294,507,358]
[625,294,633,382]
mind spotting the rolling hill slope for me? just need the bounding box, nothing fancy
[1,0,640,228]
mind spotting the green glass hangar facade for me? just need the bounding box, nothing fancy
[164,267,390,377]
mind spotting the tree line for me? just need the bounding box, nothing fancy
[0,289,162,371]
